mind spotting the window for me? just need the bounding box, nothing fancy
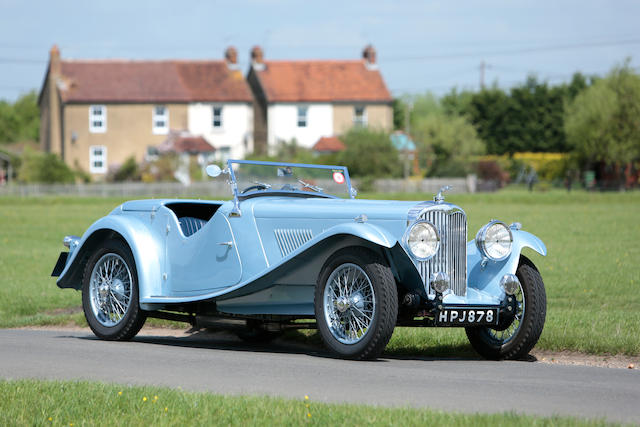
[89,105,106,133]
[353,106,367,127]
[212,106,223,128]
[89,145,107,173]
[152,105,169,134]
[297,106,308,127]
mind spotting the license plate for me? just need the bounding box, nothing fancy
[436,307,499,326]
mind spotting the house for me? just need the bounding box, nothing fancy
[312,136,346,155]
[247,45,393,154]
[39,46,253,177]
[155,130,216,185]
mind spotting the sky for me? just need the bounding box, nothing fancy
[1,0,639,102]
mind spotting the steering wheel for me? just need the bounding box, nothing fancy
[241,184,270,194]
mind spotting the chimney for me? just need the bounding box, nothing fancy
[225,46,239,70]
[362,44,377,70]
[50,44,61,76]
[251,46,265,70]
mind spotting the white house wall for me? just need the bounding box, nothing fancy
[267,104,333,150]
[188,103,253,160]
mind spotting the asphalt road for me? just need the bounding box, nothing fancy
[1,329,639,423]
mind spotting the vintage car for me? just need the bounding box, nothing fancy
[52,159,547,360]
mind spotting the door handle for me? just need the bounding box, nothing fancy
[218,241,233,247]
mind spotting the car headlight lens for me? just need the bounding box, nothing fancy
[406,221,440,260]
[476,220,513,261]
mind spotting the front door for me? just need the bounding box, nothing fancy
[166,210,242,294]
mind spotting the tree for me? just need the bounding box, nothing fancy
[392,98,406,131]
[565,61,640,166]
[466,87,513,154]
[0,91,39,143]
[412,113,485,177]
[441,88,474,117]
[338,128,401,178]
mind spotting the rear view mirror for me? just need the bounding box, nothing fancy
[206,165,222,178]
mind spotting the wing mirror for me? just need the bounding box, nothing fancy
[206,164,226,178]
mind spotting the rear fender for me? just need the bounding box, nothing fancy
[56,215,164,299]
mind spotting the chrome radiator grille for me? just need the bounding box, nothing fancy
[418,209,467,296]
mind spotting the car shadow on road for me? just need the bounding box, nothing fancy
[72,329,537,363]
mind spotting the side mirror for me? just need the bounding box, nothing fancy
[206,165,222,178]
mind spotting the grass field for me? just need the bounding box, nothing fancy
[0,379,618,426]
[0,189,638,356]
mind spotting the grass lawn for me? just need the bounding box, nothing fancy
[0,189,638,356]
[0,379,618,426]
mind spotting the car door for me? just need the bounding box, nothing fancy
[165,210,242,294]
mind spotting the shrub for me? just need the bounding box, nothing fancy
[110,156,139,182]
[17,149,75,183]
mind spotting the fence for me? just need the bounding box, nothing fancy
[0,175,477,198]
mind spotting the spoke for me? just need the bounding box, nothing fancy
[352,305,372,322]
[110,291,126,314]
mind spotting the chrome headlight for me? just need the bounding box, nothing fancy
[405,220,440,260]
[476,220,513,261]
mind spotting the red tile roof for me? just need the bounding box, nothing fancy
[158,132,215,154]
[313,136,346,152]
[254,60,392,103]
[58,60,253,103]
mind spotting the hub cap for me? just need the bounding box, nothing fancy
[323,263,376,345]
[89,253,132,327]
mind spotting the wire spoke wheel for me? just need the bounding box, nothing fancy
[315,247,397,360]
[465,256,546,360]
[323,263,376,344]
[89,253,132,327]
[487,282,525,344]
[82,239,146,341]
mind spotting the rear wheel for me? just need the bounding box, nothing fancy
[466,256,546,360]
[315,247,397,360]
[82,239,146,341]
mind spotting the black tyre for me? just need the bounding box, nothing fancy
[82,238,147,340]
[466,256,546,360]
[315,247,398,360]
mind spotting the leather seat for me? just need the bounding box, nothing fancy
[179,217,207,237]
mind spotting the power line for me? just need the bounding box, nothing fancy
[0,58,46,64]
[383,38,640,62]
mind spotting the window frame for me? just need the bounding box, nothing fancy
[212,105,223,129]
[353,105,367,127]
[152,105,169,135]
[89,145,107,174]
[297,105,308,128]
[89,105,107,133]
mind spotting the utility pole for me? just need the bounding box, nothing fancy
[403,99,413,180]
[479,60,491,90]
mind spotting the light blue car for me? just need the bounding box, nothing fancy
[52,159,547,360]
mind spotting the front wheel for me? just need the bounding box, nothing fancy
[466,256,546,360]
[315,247,398,360]
[82,239,147,341]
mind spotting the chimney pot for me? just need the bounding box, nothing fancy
[362,44,376,65]
[225,46,238,65]
[251,46,265,71]
[251,46,264,64]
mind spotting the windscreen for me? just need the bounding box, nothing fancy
[229,160,353,199]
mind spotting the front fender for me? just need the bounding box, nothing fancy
[467,229,546,296]
[56,215,164,300]
[317,222,397,249]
